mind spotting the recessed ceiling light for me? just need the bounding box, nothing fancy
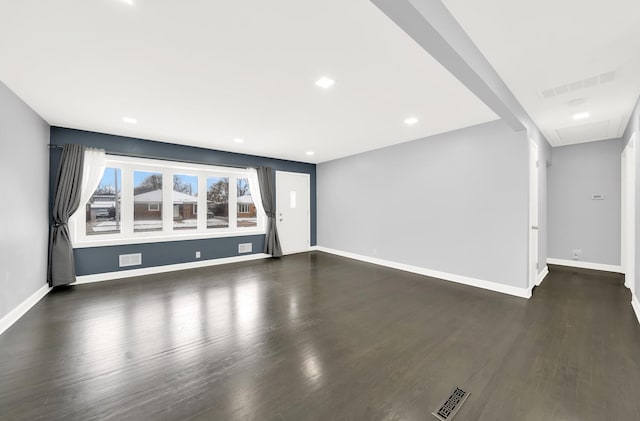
[305,151,315,156]
[120,0,134,5]
[404,117,419,125]
[572,112,590,120]
[315,77,335,89]
[122,117,137,124]
[233,138,245,144]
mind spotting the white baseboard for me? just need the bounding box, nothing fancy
[315,246,531,299]
[632,295,640,326]
[537,265,549,287]
[546,258,623,273]
[74,253,271,284]
[0,283,51,337]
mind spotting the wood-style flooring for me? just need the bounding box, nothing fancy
[1,252,639,420]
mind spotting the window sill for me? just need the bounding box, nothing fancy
[72,229,266,249]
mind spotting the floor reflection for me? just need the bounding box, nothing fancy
[169,292,201,345]
[300,343,323,387]
[232,281,262,347]
[289,295,299,318]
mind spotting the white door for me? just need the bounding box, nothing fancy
[276,171,310,255]
[622,136,636,293]
[529,140,539,289]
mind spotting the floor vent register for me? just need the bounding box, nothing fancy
[432,386,469,421]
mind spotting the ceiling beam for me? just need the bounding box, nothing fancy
[371,0,534,132]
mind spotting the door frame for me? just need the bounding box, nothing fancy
[529,139,539,291]
[622,135,636,293]
[275,171,311,255]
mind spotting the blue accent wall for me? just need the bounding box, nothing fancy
[74,235,266,276]
[49,127,316,275]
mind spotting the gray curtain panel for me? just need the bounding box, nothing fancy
[48,144,85,287]
[257,166,282,257]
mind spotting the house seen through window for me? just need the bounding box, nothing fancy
[237,178,257,227]
[133,171,163,232]
[173,174,198,231]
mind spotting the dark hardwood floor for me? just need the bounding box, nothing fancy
[1,252,639,420]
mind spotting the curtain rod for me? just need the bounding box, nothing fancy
[48,144,252,170]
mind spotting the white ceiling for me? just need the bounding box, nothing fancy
[443,0,640,147]
[0,0,497,163]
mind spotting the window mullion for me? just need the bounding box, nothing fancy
[121,167,134,236]
[163,171,172,232]
[229,175,238,229]
[198,174,207,231]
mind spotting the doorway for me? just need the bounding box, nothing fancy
[622,135,636,294]
[276,171,310,255]
[529,139,539,290]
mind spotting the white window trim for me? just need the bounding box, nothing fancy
[70,155,266,248]
[148,203,160,212]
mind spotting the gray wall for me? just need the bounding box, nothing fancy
[0,81,50,319]
[622,96,640,299]
[548,138,622,265]
[318,119,530,288]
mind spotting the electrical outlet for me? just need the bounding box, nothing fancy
[195,251,201,259]
[572,249,582,260]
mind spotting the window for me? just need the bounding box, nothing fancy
[134,170,163,232]
[86,167,121,236]
[290,191,297,209]
[207,176,229,229]
[173,174,198,231]
[237,178,257,228]
[70,155,265,247]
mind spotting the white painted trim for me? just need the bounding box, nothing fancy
[72,229,266,249]
[0,284,51,337]
[546,258,623,273]
[536,265,549,287]
[632,294,640,326]
[621,136,636,292]
[74,253,270,284]
[315,246,531,299]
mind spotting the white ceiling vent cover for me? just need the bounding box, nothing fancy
[539,71,617,99]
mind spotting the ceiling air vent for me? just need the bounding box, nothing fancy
[538,71,616,99]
